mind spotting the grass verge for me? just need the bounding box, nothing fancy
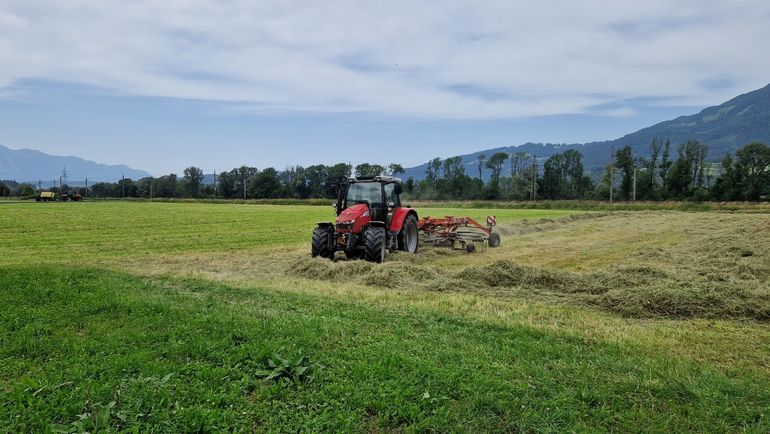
[2,267,769,432]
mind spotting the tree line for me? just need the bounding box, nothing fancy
[0,163,406,200]
[409,140,769,201]
[2,141,768,201]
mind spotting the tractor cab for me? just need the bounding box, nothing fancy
[313,176,419,263]
[336,176,402,225]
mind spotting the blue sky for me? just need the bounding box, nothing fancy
[1,1,769,175]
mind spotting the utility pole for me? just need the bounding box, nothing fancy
[122,174,126,198]
[85,178,88,198]
[60,166,68,192]
[149,182,153,199]
[632,168,637,201]
[531,155,537,201]
[609,146,614,203]
[243,176,247,200]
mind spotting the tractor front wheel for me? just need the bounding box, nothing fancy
[399,214,419,253]
[311,226,335,259]
[364,226,386,263]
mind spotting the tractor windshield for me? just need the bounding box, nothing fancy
[345,182,383,209]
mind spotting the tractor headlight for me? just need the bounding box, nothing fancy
[340,219,356,225]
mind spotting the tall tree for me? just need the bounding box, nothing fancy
[231,166,258,199]
[477,153,486,179]
[425,158,442,183]
[442,156,464,180]
[304,164,329,198]
[659,139,672,195]
[326,163,352,185]
[387,163,405,176]
[183,166,205,198]
[510,152,529,176]
[281,165,309,198]
[614,146,635,200]
[248,168,284,198]
[485,152,508,186]
[541,150,592,199]
[648,138,662,193]
[20,184,36,197]
[711,154,741,200]
[354,163,385,177]
[217,170,236,198]
[666,140,708,197]
[404,177,415,194]
[736,142,770,200]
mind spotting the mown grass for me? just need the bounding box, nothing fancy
[286,211,770,320]
[2,202,770,431]
[2,267,769,432]
[0,202,578,264]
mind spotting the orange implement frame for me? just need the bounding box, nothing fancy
[417,216,495,251]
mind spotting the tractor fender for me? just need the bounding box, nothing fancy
[316,222,334,228]
[389,208,418,232]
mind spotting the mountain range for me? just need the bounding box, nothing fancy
[0,145,150,183]
[403,83,770,180]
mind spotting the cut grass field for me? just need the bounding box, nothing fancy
[0,202,577,264]
[1,201,769,432]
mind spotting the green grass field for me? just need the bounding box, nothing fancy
[1,202,769,432]
[0,202,576,264]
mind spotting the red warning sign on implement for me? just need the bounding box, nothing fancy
[486,215,496,226]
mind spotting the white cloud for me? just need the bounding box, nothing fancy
[1,0,769,119]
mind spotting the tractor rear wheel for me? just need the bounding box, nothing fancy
[399,214,419,253]
[488,232,501,248]
[364,226,386,263]
[311,226,335,259]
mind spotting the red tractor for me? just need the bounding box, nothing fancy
[311,176,419,263]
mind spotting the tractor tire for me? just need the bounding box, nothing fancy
[311,226,335,259]
[399,214,419,254]
[364,226,386,263]
[465,243,476,253]
[488,232,501,248]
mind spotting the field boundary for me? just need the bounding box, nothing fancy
[10,196,770,212]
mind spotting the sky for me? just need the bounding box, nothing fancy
[1,1,769,175]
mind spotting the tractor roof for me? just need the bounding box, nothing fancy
[347,176,401,184]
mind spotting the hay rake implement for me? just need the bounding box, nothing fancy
[417,216,501,253]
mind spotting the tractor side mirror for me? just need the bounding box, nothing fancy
[387,201,395,208]
[394,183,402,195]
[331,201,337,208]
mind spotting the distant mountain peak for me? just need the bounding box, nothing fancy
[0,144,151,183]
